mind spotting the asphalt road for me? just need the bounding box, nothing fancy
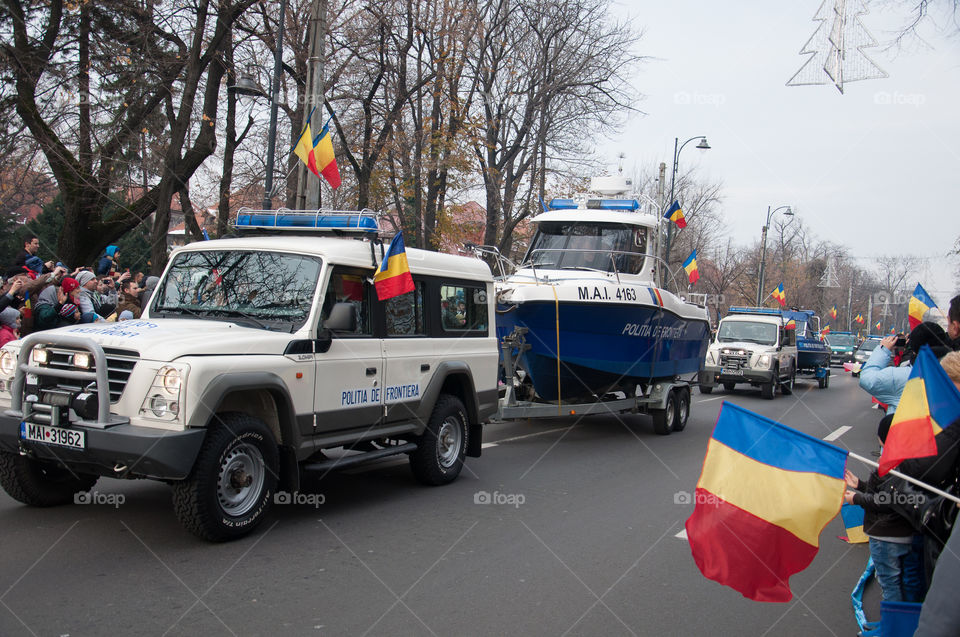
[0,371,890,636]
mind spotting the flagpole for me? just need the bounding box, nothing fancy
[847,451,960,505]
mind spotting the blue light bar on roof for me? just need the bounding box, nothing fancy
[548,198,578,209]
[234,209,379,234]
[728,306,783,316]
[586,199,640,211]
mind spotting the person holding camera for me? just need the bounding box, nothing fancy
[859,322,953,414]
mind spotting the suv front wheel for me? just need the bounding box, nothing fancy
[172,413,278,542]
[0,451,98,507]
[410,394,468,486]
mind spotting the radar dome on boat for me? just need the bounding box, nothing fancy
[589,176,632,196]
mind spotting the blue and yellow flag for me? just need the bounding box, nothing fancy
[682,250,699,284]
[374,232,415,301]
[840,504,868,544]
[664,200,687,228]
[879,345,960,475]
[686,403,847,602]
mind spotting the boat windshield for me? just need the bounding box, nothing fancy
[150,250,322,331]
[525,222,647,274]
[858,340,880,352]
[717,320,778,345]
[826,334,856,347]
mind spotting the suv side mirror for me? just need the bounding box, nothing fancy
[326,302,357,332]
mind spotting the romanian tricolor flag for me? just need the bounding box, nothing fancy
[878,345,960,475]
[784,319,796,330]
[854,313,864,325]
[840,503,868,544]
[664,200,687,229]
[685,403,847,602]
[312,121,341,189]
[294,109,322,179]
[682,250,699,284]
[821,325,831,335]
[829,305,837,320]
[771,283,786,307]
[373,232,415,301]
[875,320,882,332]
[908,283,937,330]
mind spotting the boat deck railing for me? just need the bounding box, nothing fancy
[507,248,685,293]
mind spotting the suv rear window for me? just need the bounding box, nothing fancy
[440,284,488,332]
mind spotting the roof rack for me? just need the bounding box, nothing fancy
[233,208,380,235]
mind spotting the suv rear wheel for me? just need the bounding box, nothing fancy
[172,413,278,542]
[410,394,468,485]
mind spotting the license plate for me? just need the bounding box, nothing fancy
[19,422,85,450]
[723,369,744,376]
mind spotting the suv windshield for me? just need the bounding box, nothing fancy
[151,250,322,331]
[717,320,778,345]
[524,222,646,274]
[826,334,856,347]
[858,340,879,352]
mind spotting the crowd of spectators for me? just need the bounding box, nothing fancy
[0,236,150,342]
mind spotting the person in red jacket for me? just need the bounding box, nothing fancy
[0,307,20,346]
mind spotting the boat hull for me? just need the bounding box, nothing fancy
[497,299,709,401]
[797,337,831,371]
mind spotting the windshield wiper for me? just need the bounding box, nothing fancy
[156,305,206,319]
[209,308,269,330]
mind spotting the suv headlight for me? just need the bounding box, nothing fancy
[757,354,772,368]
[0,349,16,377]
[139,364,188,422]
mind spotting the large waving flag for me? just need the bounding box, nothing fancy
[682,250,699,284]
[686,403,847,602]
[664,200,687,229]
[373,232,415,301]
[771,283,786,307]
[878,345,960,475]
[312,121,341,189]
[908,283,937,330]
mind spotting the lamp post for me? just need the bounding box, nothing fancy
[755,205,794,306]
[261,0,289,210]
[664,135,710,266]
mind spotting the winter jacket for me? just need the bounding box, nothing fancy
[851,471,917,538]
[859,346,911,413]
[0,324,17,347]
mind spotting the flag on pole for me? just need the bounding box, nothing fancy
[682,250,699,284]
[821,325,831,335]
[874,320,881,332]
[785,319,796,330]
[312,120,341,189]
[854,313,864,325]
[771,283,786,307]
[685,402,847,602]
[373,232,415,301]
[908,283,937,330]
[294,108,321,178]
[878,345,960,475]
[829,305,838,319]
[664,201,687,229]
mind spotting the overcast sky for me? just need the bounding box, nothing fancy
[603,0,960,305]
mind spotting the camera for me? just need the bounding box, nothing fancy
[894,336,907,349]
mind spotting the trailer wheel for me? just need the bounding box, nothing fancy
[673,388,690,432]
[652,390,677,435]
[818,372,830,389]
[780,367,795,395]
[698,384,713,395]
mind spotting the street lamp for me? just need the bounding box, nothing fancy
[664,136,711,265]
[755,205,794,306]
[262,0,289,210]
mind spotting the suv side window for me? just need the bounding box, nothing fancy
[439,284,488,333]
[321,268,373,335]
[385,282,425,336]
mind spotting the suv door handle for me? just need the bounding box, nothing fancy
[420,364,430,372]
[365,367,377,376]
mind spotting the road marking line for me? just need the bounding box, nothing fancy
[675,529,688,539]
[823,426,852,442]
[487,425,574,445]
[697,396,723,402]
[480,442,499,449]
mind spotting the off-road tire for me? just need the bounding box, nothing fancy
[652,390,678,436]
[761,376,776,400]
[0,451,98,507]
[673,387,690,432]
[410,395,468,486]
[780,367,795,395]
[172,413,278,542]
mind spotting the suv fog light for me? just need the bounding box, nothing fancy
[31,348,48,365]
[149,394,168,417]
[72,352,93,369]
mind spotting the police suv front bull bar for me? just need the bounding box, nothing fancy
[7,333,118,427]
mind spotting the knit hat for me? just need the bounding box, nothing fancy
[24,256,43,273]
[59,303,78,318]
[61,277,79,295]
[75,271,96,288]
[118,310,134,321]
[0,307,20,327]
[907,322,951,358]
